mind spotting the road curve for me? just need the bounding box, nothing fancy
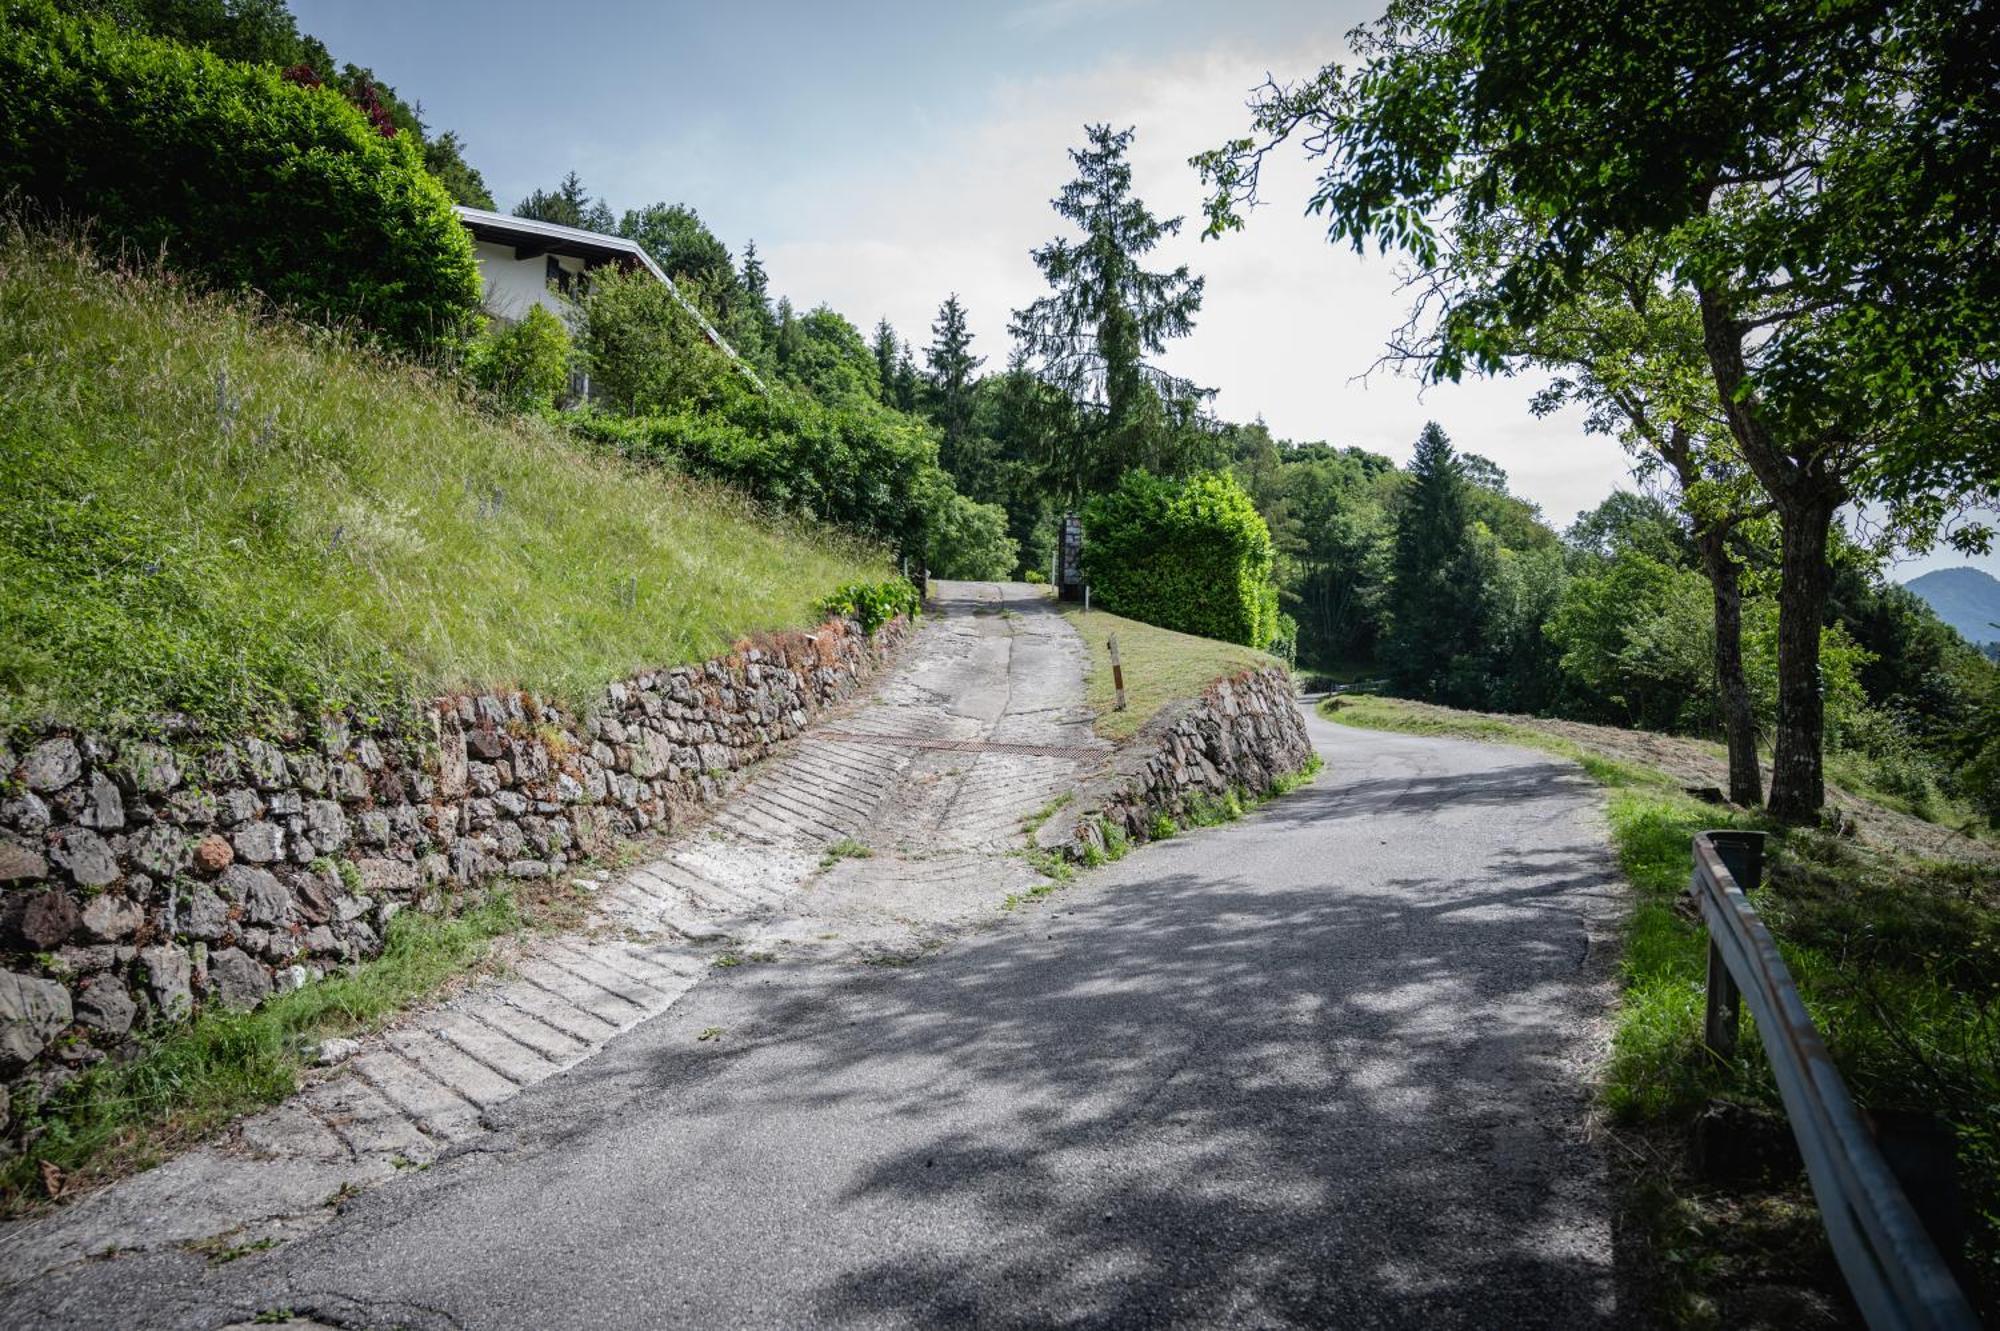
[8,692,1625,1328]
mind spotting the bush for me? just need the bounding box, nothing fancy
[466,306,571,413]
[569,265,729,414]
[817,579,921,635]
[0,0,480,350]
[571,377,945,557]
[925,491,1018,581]
[1081,470,1279,648]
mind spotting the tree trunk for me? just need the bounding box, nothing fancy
[1768,493,1836,822]
[1695,528,1763,806]
[1697,283,1842,823]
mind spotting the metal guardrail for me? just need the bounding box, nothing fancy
[1691,831,1978,1331]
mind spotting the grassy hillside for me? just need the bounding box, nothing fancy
[0,229,889,733]
[1059,602,1279,741]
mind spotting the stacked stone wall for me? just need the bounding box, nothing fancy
[0,615,909,1120]
[1043,666,1314,861]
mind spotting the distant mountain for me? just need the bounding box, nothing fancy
[1906,566,2000,645]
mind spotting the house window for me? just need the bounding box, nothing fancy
[545,255,579,298]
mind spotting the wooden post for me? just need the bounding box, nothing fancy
[1108,635,1126,711]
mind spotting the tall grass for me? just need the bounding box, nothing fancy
[0,226,889,733]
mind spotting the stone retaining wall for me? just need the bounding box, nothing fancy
[1040,666,1314,861]
[0,616,909,1123]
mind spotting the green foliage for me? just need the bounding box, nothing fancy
[618,202,741,321]
[817,579,921,636]
[569,265,729,415]
[785,305,882,405]
[0,0,480,351]
[69,0,496,210]
[571,376,945,557]
[2,892,524,1209]
[466,307,571,413]
[925,491,1017,581]
[1081,470,1278,649]
[0,229,886,732]
[1385,423,1481,694]
[512,170,612,232]
[1010,124,1212,503]
[924,294,985,470]
[420,130,495,209]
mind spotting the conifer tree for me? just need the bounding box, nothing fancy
[924,294,984,473]
[872,319,899,404]
[892,347,920,413]
[1386,423,1482,695]
[1010,124,1207,499]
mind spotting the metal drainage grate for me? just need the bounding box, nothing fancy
[809,729,1102,760]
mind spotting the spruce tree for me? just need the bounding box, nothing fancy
[892,348,920,413]
[1010,124,1207,500]
[513,170,598,229]
[1386,423,1482,696]
[872,319,899,404]
[773,297,804,373]
[924,294,984,473]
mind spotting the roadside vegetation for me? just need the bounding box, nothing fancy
[0,886,559,1212]
[1325,694,1999,1324]
[1059,604,1277,741]
[0,229,888,733]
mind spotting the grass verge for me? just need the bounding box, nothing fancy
[1058,605,1278,741]
[1324,695,1999,1325]
[0,226,888,733]
[1,888,543,1213]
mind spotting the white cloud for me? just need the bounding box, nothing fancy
[761,40,1631,529]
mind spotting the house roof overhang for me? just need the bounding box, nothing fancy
[453,205,671,284]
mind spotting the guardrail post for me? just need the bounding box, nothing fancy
[1701,830,1766,1065]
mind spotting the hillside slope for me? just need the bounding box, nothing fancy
[0,229,889,733]
[1907,566,2000,645]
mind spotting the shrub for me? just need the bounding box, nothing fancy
[1024,568,1048,585]
[0,0,480,350]
[817,579,921,635]
[1080,470,1279,648]
[466,306,571,413]
[569,265,728,414]
[925,491,1018,581]
[571,378,945,557]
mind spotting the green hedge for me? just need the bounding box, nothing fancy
[1082,470,1279,648]
[0,0,479,350]
[570,377,944,556]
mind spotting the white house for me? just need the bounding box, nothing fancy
[453,205,758,386]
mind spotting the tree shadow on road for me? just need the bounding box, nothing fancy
[609,752,1625,1328]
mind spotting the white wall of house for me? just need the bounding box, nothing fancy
[471,240,586,322]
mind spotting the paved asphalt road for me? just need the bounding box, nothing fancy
[12,710,1625,1329]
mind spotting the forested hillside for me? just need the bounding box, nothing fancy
[1909,567,2000,648]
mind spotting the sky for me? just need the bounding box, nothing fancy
[294,0,1991,582]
